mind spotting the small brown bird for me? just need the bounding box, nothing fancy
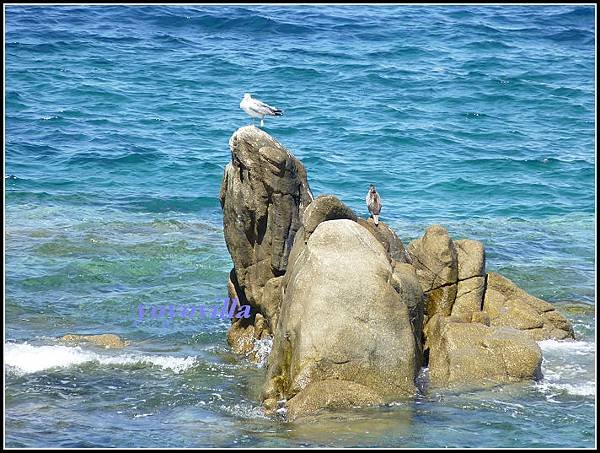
[366,184,382,226]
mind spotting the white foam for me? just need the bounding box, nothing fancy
[219,402,269,420]
[534,339,595,398]
[249,336,273,368]
[535,381,595,397]
[5,342,198,375]
[538,339,595,355]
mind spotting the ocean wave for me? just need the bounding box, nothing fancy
[117,195,219,214]
[6,190,99,206]
[463,39,516,50]
[535,381,595,397]
[538,339,595,355]
[140,8,312,36]
[546,28,594,45]
[280,47,351,60]
[67,149,166,166]
[93,34,143,44]
[423,177,512,194]
[9,141,62,157]
[257,66,323,79]
[6,40,83,53]
[534,339,595,399]
[542,6,594,23]
[5,342,199,375]
[461,22,503,35]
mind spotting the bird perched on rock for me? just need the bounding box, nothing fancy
[366,184,382,226]
[240,93,283,127]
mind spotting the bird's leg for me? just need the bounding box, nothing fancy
[260,118,264,128]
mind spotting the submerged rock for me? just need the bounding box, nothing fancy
[555,301,595,315]
[59,334,128,349]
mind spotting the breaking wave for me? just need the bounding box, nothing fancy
[5,342,199,375]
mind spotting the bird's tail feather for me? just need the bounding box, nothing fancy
[272,109,283,116]
[373,214,379,226]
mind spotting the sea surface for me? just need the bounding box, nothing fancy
[4,5,596,448]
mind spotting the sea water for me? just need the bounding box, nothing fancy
[5,5,595,447]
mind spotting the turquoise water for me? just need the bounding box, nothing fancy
[4,5,595,447]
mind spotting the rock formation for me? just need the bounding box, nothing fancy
[219,126,313,356]
[407,225,574,356]
[219,127,576,419]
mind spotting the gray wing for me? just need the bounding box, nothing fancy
[373,193,382,215]
[251,98,283,116]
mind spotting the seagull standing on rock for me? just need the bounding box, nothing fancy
[366,184,382,226]
[240,93,283,127]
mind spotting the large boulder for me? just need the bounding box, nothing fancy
[408,225,458,293]
[407,225,459,320]
[262,219,424,419]
[302,194,410,265]
[425,315,542,386]
[219,126,313,349]
[482,272,574,340]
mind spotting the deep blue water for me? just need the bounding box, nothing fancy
[4,5,595,448]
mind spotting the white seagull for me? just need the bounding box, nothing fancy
[240,93,283,127]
